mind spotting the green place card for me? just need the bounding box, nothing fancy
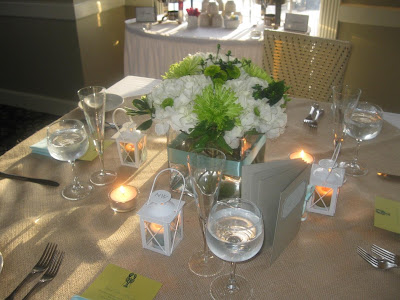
[374,196,400,234]
[81,264,162,300]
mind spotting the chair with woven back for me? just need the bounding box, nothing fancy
[263,30,352,102]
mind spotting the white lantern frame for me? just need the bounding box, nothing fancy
[137,168,186,256]
[112,108,147,168]
[307,163,345,216]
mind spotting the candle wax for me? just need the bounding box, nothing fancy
[110,186,137,203]
[289,150,314,164]
[314,185,333,208]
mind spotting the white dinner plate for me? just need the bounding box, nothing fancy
[78,93,124,112]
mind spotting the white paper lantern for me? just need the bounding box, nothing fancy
[137,169,186,256]
[307,162,345,216]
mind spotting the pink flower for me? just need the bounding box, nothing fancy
[186,8,201,17]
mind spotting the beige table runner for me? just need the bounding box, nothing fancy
[1,98,399,299]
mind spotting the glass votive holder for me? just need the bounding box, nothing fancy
[109,185,138,212]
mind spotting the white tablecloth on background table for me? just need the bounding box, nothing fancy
[124,19,264,79]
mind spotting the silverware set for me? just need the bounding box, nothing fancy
[357,244,399,270]
[6,243,64,299]
[304,103,324,128]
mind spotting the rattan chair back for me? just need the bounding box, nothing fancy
[263,30,351,102]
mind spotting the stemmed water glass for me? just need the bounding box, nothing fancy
[343,101,383,176]
[47,119,93,200]
[206,198,264,300]
[78,86,117,186]
[332,85,362,148]
[187,148,226,277]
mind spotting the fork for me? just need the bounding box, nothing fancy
[22,251,65,299]
[371,244,400,265]
[357,246,398,270]
[304,103,319,123]
[308,108,324,128]
[5,243,57,300]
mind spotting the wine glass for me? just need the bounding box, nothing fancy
[343,101,383,176]
[187,148,226,277]
[78,86,117,186]
[47,119,93,200]
[206,198,264,300]
[332,85,362,148]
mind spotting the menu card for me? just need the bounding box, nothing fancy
[81,264,162,300]
[242,159,311,264]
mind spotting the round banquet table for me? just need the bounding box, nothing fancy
[0,76,400,299]
[124,19,265,79]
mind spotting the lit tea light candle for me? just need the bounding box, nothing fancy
[289,150,314,164]
[109,185,138,212]
[149,222,165,247]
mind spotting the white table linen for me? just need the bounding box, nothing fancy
[124,20,264,79]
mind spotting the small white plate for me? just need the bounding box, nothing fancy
[78,93,124,112]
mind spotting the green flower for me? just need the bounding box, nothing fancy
[194,84,242,131]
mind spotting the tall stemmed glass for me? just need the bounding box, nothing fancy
[343,101,383,176]
[187,148,226,277]
[47,119,93,200]
[332,85,362,148]
[206,198,264,300]
[78,86,117,186]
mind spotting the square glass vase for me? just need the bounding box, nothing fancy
[167,130,266,199]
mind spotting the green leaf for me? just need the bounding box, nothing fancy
[161,97,174,109]
[254,106,261,117]
[137,119,153,131]
[216,136,233,154]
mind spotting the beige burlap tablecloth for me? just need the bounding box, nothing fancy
[1,96,399,299]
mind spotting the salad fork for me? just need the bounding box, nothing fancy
[22,251,65,299]
[357,246,398,270]
[6,243,57,300]
[304,103,319,123]
[371,244,400,265]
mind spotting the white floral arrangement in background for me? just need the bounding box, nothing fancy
[126,45,290,156]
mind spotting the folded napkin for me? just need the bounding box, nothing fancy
[30,138,114,161]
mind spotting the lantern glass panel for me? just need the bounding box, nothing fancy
[145,221,165,248]
[314,186,333,208]
[120,142,136,164]
[170,214,182,245]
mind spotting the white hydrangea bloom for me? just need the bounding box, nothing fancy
[146,51,288,145]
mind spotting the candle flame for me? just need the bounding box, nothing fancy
[300,150,305,158]
[119,186,125,194]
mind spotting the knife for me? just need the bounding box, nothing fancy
[0,172,60,187]
[377,172,400,182]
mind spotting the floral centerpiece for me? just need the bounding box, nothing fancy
[126,44,290,161]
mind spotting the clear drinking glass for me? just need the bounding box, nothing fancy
[332,85,362,148]
[78,86,117,186]
[206,198,264,300]
[187,148,226,277]
[343,101,383,176]
[47,119,93,200]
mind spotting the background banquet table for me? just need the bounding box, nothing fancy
[1,76,400,299]
[124,19,264,79]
